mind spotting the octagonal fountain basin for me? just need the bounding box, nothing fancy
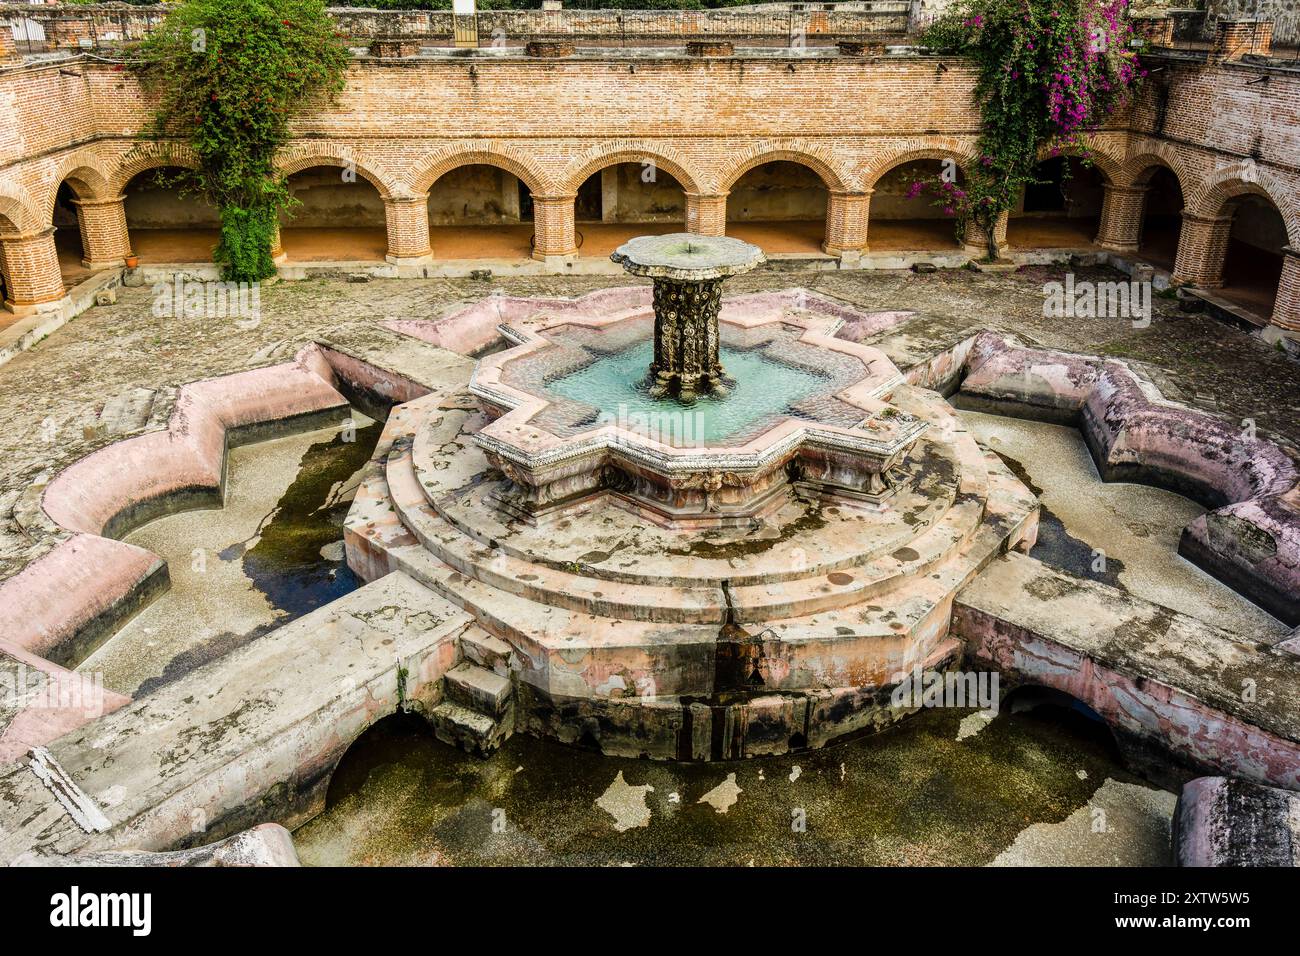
[348,278,1042,761]
[513,317,875,448]
[469,304,927,527]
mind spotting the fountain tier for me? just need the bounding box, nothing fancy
[469,289,928,527]
[346,285,1040,760]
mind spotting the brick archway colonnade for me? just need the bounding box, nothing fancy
[1,20,1297,336]
[10,137,1295,333]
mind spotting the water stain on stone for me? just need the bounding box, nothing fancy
[672,507,828,559]
[242,421,382,616]
[992,449,1126,588]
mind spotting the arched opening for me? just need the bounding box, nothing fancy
[1008,156,1106,249]
[574,162,686,257]
[0,212,20,329]
[427,163,533,260]
[870,158,965,251]
[279,165,387,262]
[1137,166,1183,270]
[1002,685,1122,762]
[1217,193,1287,318]
[725,161,828,254]
[320,710,440,813]
[123,167,220,264]
[52,182,89,287]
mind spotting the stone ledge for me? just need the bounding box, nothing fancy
[0,571,471,864]
[952,331,1300,627]
[958,551,1300,789]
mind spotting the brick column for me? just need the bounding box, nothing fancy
[71,195,131,269]
[1270,247,1300,333]
[1172,211,1233,287]
[383,195,432,263]
[1095,184,1148,253]
[0,25,19,64]
[685,193,728,236]
[270,220,286,263]
[531,194,578,263]
[964,210,1009,257]
[1,228,67,313]
[823,190,870,258]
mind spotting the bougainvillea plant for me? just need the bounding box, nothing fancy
[916,0,1145,260]
[137,0,350,282]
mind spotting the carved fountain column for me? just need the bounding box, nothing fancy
[611,233,765,405]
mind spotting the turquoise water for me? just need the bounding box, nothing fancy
[546,341,828,446]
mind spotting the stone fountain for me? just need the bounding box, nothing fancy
[609,233,765,404]
[346,234,1041,760]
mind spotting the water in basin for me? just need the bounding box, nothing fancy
[546,340,828,446]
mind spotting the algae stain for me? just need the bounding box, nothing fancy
[242,420,382,617]
[295,703,1168,867]
[670,507,828,560]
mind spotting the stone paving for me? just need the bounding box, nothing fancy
[1,263,1297,589]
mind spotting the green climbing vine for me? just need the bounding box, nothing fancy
[915,0,1145,260]
[136,0,350,282]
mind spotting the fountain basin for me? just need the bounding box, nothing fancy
[469,300,927,527]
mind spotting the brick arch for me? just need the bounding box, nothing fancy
[411,143,550,196]
[716,142,854,193]
[1185,162,1300,247]
[1035,140,1123,185]
[42,151,115,220]
[1126,157,1188,194]
[0,189,39,235]
[108,143,201,195]
[1122,141,1192,193]
[859,139,979,189]
[558,142,701,196]
[275,146,396,200]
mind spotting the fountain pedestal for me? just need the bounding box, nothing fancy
[611,234,764,404]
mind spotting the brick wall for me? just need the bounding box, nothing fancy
[0,27,1297,330]
[1204,0,1299,45]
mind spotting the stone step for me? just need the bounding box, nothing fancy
[385,539,727,700]
[407,393,964,588]
[391,437,993,623]
[728,491,987,621]
[386,441,729,624]
[428,700,511,756]
[461,626,514,675]
[446,661,513,717]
